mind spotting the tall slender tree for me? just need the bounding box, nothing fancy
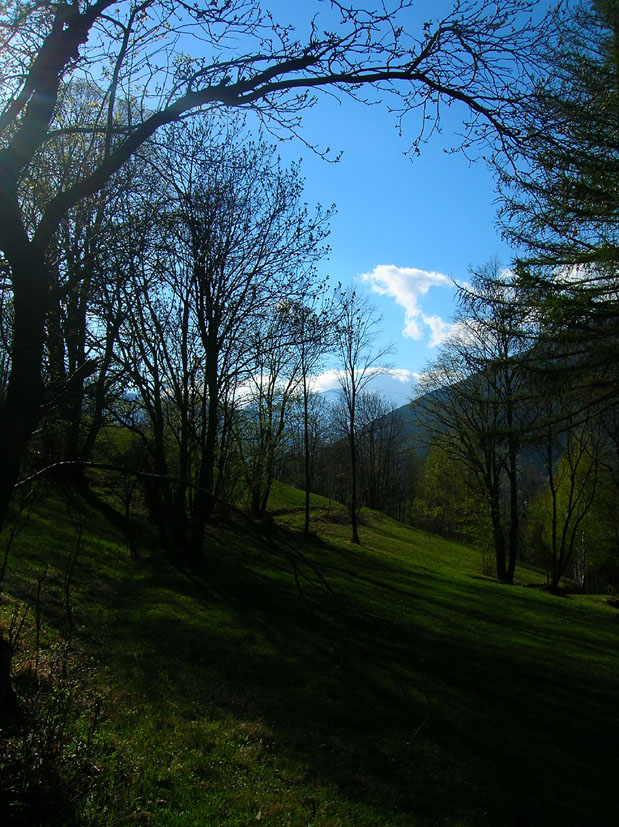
[335,288,391,544]
[285,294,336,535]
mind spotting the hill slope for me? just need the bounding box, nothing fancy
[1,482,618,826]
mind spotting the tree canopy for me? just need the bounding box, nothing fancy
[496,0,619,409]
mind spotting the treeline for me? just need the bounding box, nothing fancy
[279,391,416,525]
[409,263,619,593]
[1,106,415,558]
[410,0,619,593]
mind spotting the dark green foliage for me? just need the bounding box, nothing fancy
[500,0,619,270]
[410,441,493,551]
[497,0,619,406]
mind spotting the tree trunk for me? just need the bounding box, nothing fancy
[0,252,49,720]
[0,636,19,723]
[349,429,360,545]
[506,439,519,584]
[250,485,263,520]
[489,494,509,583]
[188,374,219,563]
[0,268,48,530]
[303,378,311,536]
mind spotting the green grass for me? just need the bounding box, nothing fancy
[1,480,618,826]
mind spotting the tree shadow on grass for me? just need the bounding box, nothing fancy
[89,517,619,827]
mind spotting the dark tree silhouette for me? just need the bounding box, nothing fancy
[0,0,554,530]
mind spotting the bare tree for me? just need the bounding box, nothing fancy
[334,288,391,544]
[110,122,329,555]
[161,121,331,548]
[356,390,412,520]
[0,0,556,532]
[282,293,337,534]
[418,263,532,583]
[238,301,302,518]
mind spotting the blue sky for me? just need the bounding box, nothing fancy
[259,1,515,406]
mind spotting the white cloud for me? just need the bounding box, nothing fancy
[388,368,417,384]
[422,314,458,348]
[361,264,453,342]
[310,368,342,393]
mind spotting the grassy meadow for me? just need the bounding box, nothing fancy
[1,480,618,825]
